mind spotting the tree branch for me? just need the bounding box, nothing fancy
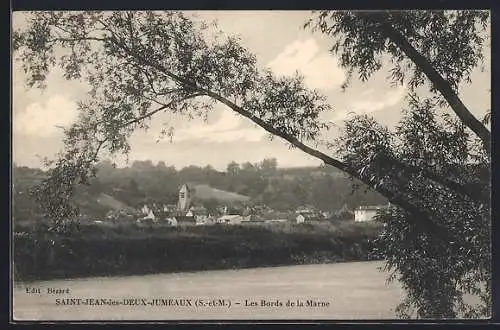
[83,94,202,168]
[108,37,453,239]
[378,153,488,203]
[42,30,452,239]
[118,94,204,129]
[369,14,491,153]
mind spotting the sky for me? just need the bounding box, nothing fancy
[12,11,491,171]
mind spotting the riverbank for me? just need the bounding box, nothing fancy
[13,221,384,282]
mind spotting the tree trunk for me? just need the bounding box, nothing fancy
[374,19,491,153]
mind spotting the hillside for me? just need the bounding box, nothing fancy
[12,158,387,222]
[74,191,137,214]
[189,184,250,203]
[278,165,346,178]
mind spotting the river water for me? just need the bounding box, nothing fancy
[13,261,407,320]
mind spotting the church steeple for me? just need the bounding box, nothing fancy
[177,183,192,211]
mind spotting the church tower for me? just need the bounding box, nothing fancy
[177,184,192,211]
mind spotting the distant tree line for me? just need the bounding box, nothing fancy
[13,158,386,221]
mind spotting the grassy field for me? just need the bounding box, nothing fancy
[13,220,384,282]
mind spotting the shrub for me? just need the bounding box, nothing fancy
[13,222,382,281]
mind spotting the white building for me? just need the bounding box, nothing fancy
[141,204,150,215]
[165,217,178,227]
[295,213,316,224]
[186,207,209,225]
[354,205,385,222]
[296,214,306,224]
[137,204,157,222]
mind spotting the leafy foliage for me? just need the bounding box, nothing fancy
[305,10,489,96]
[336,98,490,318]
[306,10,491,149]
[305,10,491,318]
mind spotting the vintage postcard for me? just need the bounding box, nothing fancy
[11,10,491,321]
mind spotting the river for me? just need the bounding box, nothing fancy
[13,261,407,320]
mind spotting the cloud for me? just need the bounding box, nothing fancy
[174,107,266,143]
[332,85,406,122]
[360,88,375,97]
[13,95,78,137]
[267,38,345,90]
[351,86,405,112]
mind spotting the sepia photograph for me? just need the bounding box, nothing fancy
[11,10,491,321]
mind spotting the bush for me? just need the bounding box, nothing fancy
[13,222,383,282]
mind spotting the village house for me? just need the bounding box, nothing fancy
[217,214,244,225]
[295,205,317,214]
[105,209,137,223]
[186,206,210,225]
[295,210,325,223]
[138,202,179,224]
[354,205,386,222]
[173,214,197,227]
[294,206,323,223]
[164,216,178,227]
[296,213,314,224]
[138,204,157,223]
[163,204,178,213]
